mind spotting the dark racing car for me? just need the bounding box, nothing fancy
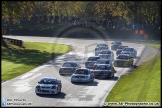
[111,41,122,50]
[93,64,115,78]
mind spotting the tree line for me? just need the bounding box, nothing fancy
[2,1,161,24]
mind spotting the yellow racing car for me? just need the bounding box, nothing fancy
[113,54,133,67]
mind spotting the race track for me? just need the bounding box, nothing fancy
[2,35,157,107]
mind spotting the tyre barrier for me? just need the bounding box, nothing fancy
[3,37,24,48]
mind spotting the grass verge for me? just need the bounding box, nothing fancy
[104,42,161,107]
[2,41,71,81]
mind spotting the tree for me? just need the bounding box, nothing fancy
[2,1,161,24]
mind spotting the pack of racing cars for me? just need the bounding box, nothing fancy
[35,41,137,95]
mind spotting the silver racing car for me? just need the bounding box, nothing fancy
[71,68,94,83]
[35,77,62,95]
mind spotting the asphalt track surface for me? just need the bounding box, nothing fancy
[2,35,158,107]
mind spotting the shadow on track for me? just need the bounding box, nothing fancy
[71,81,98,86]
[59,74,72,77]
[95,76,119,81]
[36,92,66,98]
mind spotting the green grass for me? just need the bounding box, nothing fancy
[2,42,71,81]
[105,42,161,107]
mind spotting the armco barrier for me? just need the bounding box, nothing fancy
[3,37,24,48]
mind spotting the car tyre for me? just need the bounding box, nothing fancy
[94,76,98,78]
[129,63,131,67]
[112,73,114,78]
[131,63,133,66]
[114,69,116,73]
[91,78,94,82]
[111,47,113,50]
[59,87,61,93]
[107,75,111,78]
[59,73,63,75]
[113,68,115,72]
[88,78,91,82]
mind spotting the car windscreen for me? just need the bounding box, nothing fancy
[116,42,121,44]
[62,63,77,67]
[100,47,107,50]
[121,52,131,55]
[97,44,107,47]
[117,55,129,59]
[112,42,121,44]
[96,66,111,70]
[117,46,125,49]
[88,57,99,61]
[124,48,134,52]
[117,47,124,49]
[74,70,89,75]
[39,79,57,84]
[95,48,100,51]
[100,51,111,54]
[96,60,110,64]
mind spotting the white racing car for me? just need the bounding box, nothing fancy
[122,47,137,57]
[95,43,108,50]
[95,46,108,56]
[111,41,122,50]
[85,56,100,69]
[71,68,94,83]
[116,45,128,56]
[98,50,114,62]
[120,51,136,58]
[35,77,62,95]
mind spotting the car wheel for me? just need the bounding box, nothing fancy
[112,73,114,78]
[94,76,98,78]
[89,78,91,82]
[113,68,115,72]
[129,63,131,67]
[131,63,133,66]
[91,78,94,82]
[114,69,116,73]
[111,47,113,50]
[59,87,61,93]
[107,75,111,78]
[59,73,63,75]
